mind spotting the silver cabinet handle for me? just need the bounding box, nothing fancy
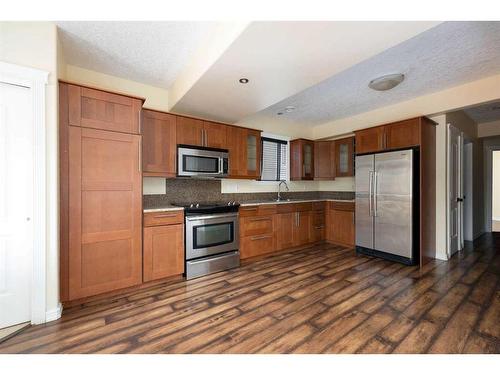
[241,207,258,211]
[250,235,272,241]
[153,213,179,218]
[248,217,271,222]
[314,225,324,229]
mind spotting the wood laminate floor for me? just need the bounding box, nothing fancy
[1,234,499,354]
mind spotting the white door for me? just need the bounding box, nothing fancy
[447,124,463,257]
[0,82,33,329]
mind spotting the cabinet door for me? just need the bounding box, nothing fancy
[143,224,184,282]
[314,141,335,180]
[385,118,420,150]
[293,211,312,246]
[176,116,204,146]
[68,85,142,134]
[335,137,354,177]
[227,127,261,178]
[241,234,275,259]
[290,139,314,180]
[246,129,261,178]
[142,110,176,177]
[227,126,246,177]
[310,210,326,242]
[204,121,227,149]
[276,213,295,250]
[329,209,355,247]
[355,127,385,154]
[68,127,142,300]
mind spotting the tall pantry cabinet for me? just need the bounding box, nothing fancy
[59,82,144,302]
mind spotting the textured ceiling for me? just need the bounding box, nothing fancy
[464,101,500,124]
[57,21,216,88]
[243,21,500,129]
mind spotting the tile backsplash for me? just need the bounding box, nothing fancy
[142,177,354,209]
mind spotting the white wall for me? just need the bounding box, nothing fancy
[493,151,500,220]
[0,21,60,316]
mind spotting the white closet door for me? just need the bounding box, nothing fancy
[0,82,33,329]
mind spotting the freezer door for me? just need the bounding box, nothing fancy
[355,154,375,249]
[374,149,413,258]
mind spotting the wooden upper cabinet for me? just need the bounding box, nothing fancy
[335,137,354,177]
[290,139,314,180]
[385,118,421,150]
[67,84,142,134]
[355,117,426,155]
[142,110,176,177]
[314,140,335,180]
[203,121,227,149]
[355,127,385,154]
[227,126,261,179]
[176,116,204,146]
[68,127,142,300]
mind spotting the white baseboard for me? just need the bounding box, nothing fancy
[45,303,63,323]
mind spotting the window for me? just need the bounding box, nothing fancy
[261,137,288,181]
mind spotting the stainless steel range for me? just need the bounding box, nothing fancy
[174,202,240,279]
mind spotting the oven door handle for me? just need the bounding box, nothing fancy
[186,213,238,221]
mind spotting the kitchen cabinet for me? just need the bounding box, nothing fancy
[385,118,420,149]
[176,116,204,146]
[67,83,142,134]
[203,121,227,149]
[67,127,143,300]
[293,211,312,247]
[290,139,314,180]
[326,201,355,247]
[143,211,184,282]
[354,127,385,154]
[176,117,229,149]
[142,109,177,177]
[355,117,424,155]
[335,137,355,177]
[314,140,336,180]
[276,212,296,250]
[240,205,276,259]
[310,202,326,242]
[227,126,261,179]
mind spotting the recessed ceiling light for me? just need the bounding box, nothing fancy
[239,78,249,84]
[284,106,296,113]
[368,73,405,91]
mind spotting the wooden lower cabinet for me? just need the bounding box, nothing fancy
[326,202,355,247]
[241,234,276,259]
[143,224,184,282]
[276,213,295,250]
[293,211,312,247]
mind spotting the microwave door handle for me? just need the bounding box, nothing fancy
[219,157,223,174]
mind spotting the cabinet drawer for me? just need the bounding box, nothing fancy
[240,215,274,237]
[239,204,277,217]
[144,211,184,227]
[240,234,275,259]
[329,201,355,211]
[310,226,325,243]
[312,210,325,226]
[312,201,326,211]
[295,202,313,212]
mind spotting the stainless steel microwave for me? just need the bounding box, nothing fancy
[177,145,229,177]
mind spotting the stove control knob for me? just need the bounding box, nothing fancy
[190,204,194,208]
[196,203,199,208]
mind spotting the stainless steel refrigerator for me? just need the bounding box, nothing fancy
[355,149,418,265]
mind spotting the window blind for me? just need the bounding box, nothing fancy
[261,137,288,181]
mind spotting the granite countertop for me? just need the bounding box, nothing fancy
[143,205,184,213]
[239,198,355,207]
[143,198,355,213]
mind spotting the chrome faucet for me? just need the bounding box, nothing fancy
[277,180,289,201]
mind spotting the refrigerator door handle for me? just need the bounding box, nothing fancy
[373,171,378,217]
[368,171,374,217]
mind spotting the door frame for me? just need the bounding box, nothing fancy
[446,123,464,259]
[485,144,500,233]
[0,61,49,324]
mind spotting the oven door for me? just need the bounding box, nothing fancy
[185,213,239,260]
[178,147,226,177]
